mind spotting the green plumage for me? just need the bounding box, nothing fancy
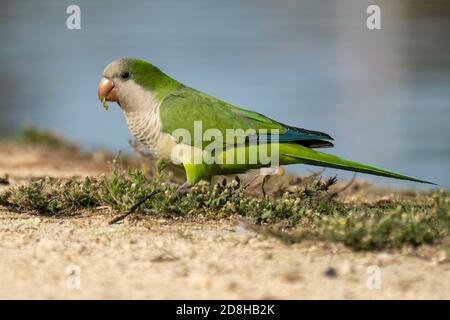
[159,86,334,148]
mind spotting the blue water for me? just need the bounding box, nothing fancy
[0,0,449,188]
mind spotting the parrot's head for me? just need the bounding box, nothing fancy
[98,58,179,112]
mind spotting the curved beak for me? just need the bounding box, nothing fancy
[98,78,118,102]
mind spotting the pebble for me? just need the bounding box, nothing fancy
[323,266,337,278]
[238,234,251,245]
[280,270,302,283]
[340,260,353,275]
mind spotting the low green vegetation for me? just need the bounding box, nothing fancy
[14,127,79,150]
[0,166,448,250]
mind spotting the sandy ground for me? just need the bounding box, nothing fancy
[0,142,448,299]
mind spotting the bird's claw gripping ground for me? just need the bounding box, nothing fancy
[172,182,192,200]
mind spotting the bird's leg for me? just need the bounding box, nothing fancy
[128,139,154,159]
[261,175,271,197]
[173,182,192,199]
[259,166,283,197]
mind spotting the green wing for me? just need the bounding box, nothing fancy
[159,87,333,148]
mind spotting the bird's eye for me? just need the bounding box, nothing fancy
[120,72,130,79]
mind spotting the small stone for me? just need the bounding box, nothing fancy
[175,265,189,277]
[227,281,238,291]
[239,234,251,245]
[376,253,393,266]
[436,250,447,263]
[324,266,337,278]
[263,252,273,260]
[430,250,448,265]
[340,260,353,275]
[280,270,302,283]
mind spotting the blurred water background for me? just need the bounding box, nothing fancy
[0,0,449,187]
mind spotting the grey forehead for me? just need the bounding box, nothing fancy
[103,58,127,78]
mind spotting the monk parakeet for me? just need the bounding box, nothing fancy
[98,58,433,185]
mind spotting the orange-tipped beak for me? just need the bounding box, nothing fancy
[98,78,118,102]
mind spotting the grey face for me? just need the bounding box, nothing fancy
[98,58,157,113]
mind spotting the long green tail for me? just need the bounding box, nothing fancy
[280,143,435,185]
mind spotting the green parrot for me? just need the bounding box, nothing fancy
[98,58,433,186]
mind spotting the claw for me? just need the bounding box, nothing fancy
[172,182,191,199]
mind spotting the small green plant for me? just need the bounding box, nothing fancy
[1,177,101,214]
[311,197,447,250]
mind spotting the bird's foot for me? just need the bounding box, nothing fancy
[172,182,192,199]
[261,174,271,197]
